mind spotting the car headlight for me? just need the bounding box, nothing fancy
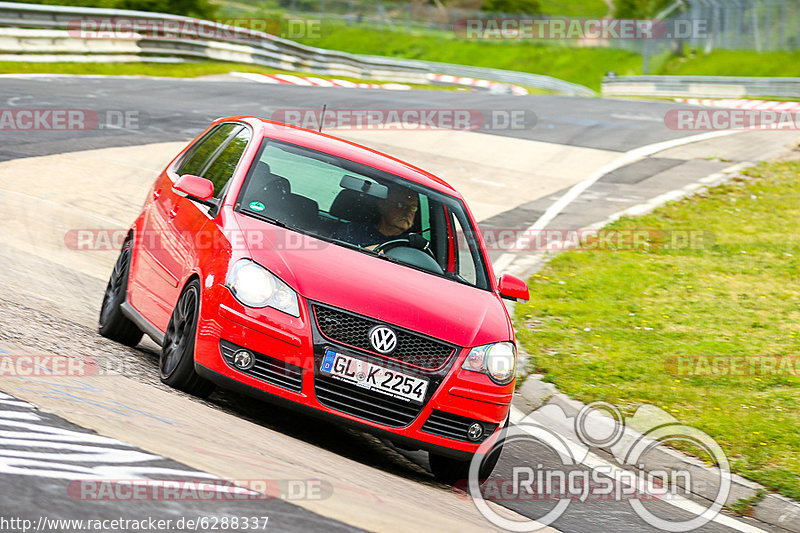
[225,259,300,317]
[461,342,516,385]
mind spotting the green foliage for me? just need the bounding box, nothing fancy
[537,0,608,17]
[4,0,216,18]
[613,0,673,18]
[481,0,542,15]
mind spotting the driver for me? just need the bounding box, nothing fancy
[334,184,419,248]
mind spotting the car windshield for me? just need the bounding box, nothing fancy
[235,138,491,290]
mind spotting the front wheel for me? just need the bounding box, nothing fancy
[160,279,215,398]
[98,239,143,347]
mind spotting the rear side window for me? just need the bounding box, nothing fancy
[178,123,238,178]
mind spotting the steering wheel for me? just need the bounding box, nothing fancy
[374,233,436,260]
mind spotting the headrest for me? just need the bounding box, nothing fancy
[329,189,378,222]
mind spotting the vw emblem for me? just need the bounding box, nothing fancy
[369,326,397,354]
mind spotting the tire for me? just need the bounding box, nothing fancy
[98,239,144,347]
[429,417,509,485]
[159,279,215,398]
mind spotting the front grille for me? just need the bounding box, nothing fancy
[314,376,423,428]
[220,340,303,393]
[313,305,455,370]
[421,410,498,442]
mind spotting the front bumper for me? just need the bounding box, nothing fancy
[194,289,513,458]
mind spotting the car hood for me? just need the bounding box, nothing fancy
[233,213,511,348]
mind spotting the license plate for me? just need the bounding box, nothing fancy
[320,349,429,404]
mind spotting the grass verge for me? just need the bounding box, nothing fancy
[295,24,642,91]
[661,49,800,78]
[514,159,800,501]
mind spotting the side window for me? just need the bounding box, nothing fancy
[205,127,251,196]
[177,123,238,178]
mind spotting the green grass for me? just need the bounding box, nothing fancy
[661,49,800,77]
[514,160,800,501]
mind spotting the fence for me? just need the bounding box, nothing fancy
[602,74,800,99]
[256,0,800,59]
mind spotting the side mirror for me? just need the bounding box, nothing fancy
[173,174,217,208]
[497,273,530,302]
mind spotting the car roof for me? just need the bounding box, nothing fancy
[219,116,463,199]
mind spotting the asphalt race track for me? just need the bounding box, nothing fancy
[0,75,796,533]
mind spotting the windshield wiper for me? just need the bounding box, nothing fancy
[241,209,288,228]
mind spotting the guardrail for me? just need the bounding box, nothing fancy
[602,75,800,99]
[0,1,595,96]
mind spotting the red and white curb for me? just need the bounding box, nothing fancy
[230,72,412,90]
[230,71,530,95]
[427,73,529,95]
[677,98,800,112]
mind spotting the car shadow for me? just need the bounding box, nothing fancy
[132,342,440,487]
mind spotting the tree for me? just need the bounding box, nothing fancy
[5,0,216,18]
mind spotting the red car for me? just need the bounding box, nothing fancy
[99,116,530,483]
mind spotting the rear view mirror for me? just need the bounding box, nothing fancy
[497,274,530,301]
[340,175,388,199]
[173,175,217,207]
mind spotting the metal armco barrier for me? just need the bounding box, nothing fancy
[0,1,594,96]
[603,75,800,99]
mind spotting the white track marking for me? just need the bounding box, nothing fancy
[493,130,739,273]
[0,397,236,486]
[0,399,34,408]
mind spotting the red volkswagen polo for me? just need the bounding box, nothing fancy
[98,116,529,483]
